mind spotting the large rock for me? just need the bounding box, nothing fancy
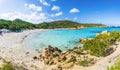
[40,45,97,68]
[101,30,108,34]
[41,45,62,58]
[96,33,100,36]
[79,38,86,44]
[41,48,49,57]
[96,30,109,36]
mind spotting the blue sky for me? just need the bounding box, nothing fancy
[0,0,120,26]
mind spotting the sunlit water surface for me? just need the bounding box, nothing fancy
[25,27,120,51]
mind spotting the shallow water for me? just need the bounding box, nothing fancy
[26,27,120,51]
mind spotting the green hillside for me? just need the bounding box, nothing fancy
[36,20,105,29]
[0,19,105,30]
[0,19,36,31]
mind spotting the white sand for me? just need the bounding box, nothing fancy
[0,29,49,70]
[0,29,120,70]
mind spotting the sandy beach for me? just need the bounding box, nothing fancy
[0,29,49,70]
[0,29,120,70]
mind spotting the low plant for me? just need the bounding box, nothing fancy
[73,49,83,54]
[83,31,120,57]
[0,62,15,70]
[107,56,120,70]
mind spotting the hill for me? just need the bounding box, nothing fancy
[0,19,36,31]
[36,20,105,29]
[0,19,105,31]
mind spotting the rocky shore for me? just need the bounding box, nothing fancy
[33,30,120,70]
[31,42,120,70]
[0,29,120,70]
[35,45,97,70]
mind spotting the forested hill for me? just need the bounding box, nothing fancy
[36,20,105,29]
[0,19,105,30]
[0,19,36,30]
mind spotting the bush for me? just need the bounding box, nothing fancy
[0,62,15,70]
[83,31,120,57]
[73,49,83,54]
[107,57,120,70]
[78,59,89,66]
[78,58,94,66]
[83,35,110,57]
[110,31,120,41]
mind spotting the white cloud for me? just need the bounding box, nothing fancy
[73,17,77,20]
[51,0,56,2]
[54,12,63,16]
[25,3,42,12]
[51,5,60,11]
[0,11,48,23]
[69,8,80,13]
[39,0,50,6]
[51,12,63,17]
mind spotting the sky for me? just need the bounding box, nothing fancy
[0,0,120,26]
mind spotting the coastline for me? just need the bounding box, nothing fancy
[70,42,120,70]
[0,29,120,70]
[0,29,49,70]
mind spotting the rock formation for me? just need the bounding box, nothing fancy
[36,45,97,69]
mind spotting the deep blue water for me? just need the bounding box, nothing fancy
[26,27,120,51]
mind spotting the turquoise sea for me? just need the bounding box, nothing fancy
[26,27,120,51]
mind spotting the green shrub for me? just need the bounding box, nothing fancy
[83,31,120,57]
[110,31,120,41]
[73,49,83,54]
[51,54,57,58]
[78,59,89,66]
[107,57,120,70]
[0,62,15,70]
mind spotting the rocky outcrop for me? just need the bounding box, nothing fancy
[36,45,97,69]
[96,30,110,37]
[96,33,100,36]
[79,38,86,44]
[41,45,61,59]
[101,30,108,34]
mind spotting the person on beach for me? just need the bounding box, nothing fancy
[0,31,3,36]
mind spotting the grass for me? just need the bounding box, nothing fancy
[73,49,83,54]
[107,56,120,70]
[0,62,15,70]
[78,59,89,66]
[83,31,120,57]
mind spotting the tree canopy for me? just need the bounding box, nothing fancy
[36,20,105,29]
[0,19,105,31]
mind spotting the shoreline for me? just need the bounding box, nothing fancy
[0,29,49,70]
[70,42,120,70]
[0,29,120,70]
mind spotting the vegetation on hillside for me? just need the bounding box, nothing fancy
[0,19,105,31]
[0,19,35,31]
[83,31,120,57]
[36,20,105,29]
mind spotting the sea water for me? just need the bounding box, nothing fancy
[26,27,120,51]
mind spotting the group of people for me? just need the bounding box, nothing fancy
[0,29,12,36]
